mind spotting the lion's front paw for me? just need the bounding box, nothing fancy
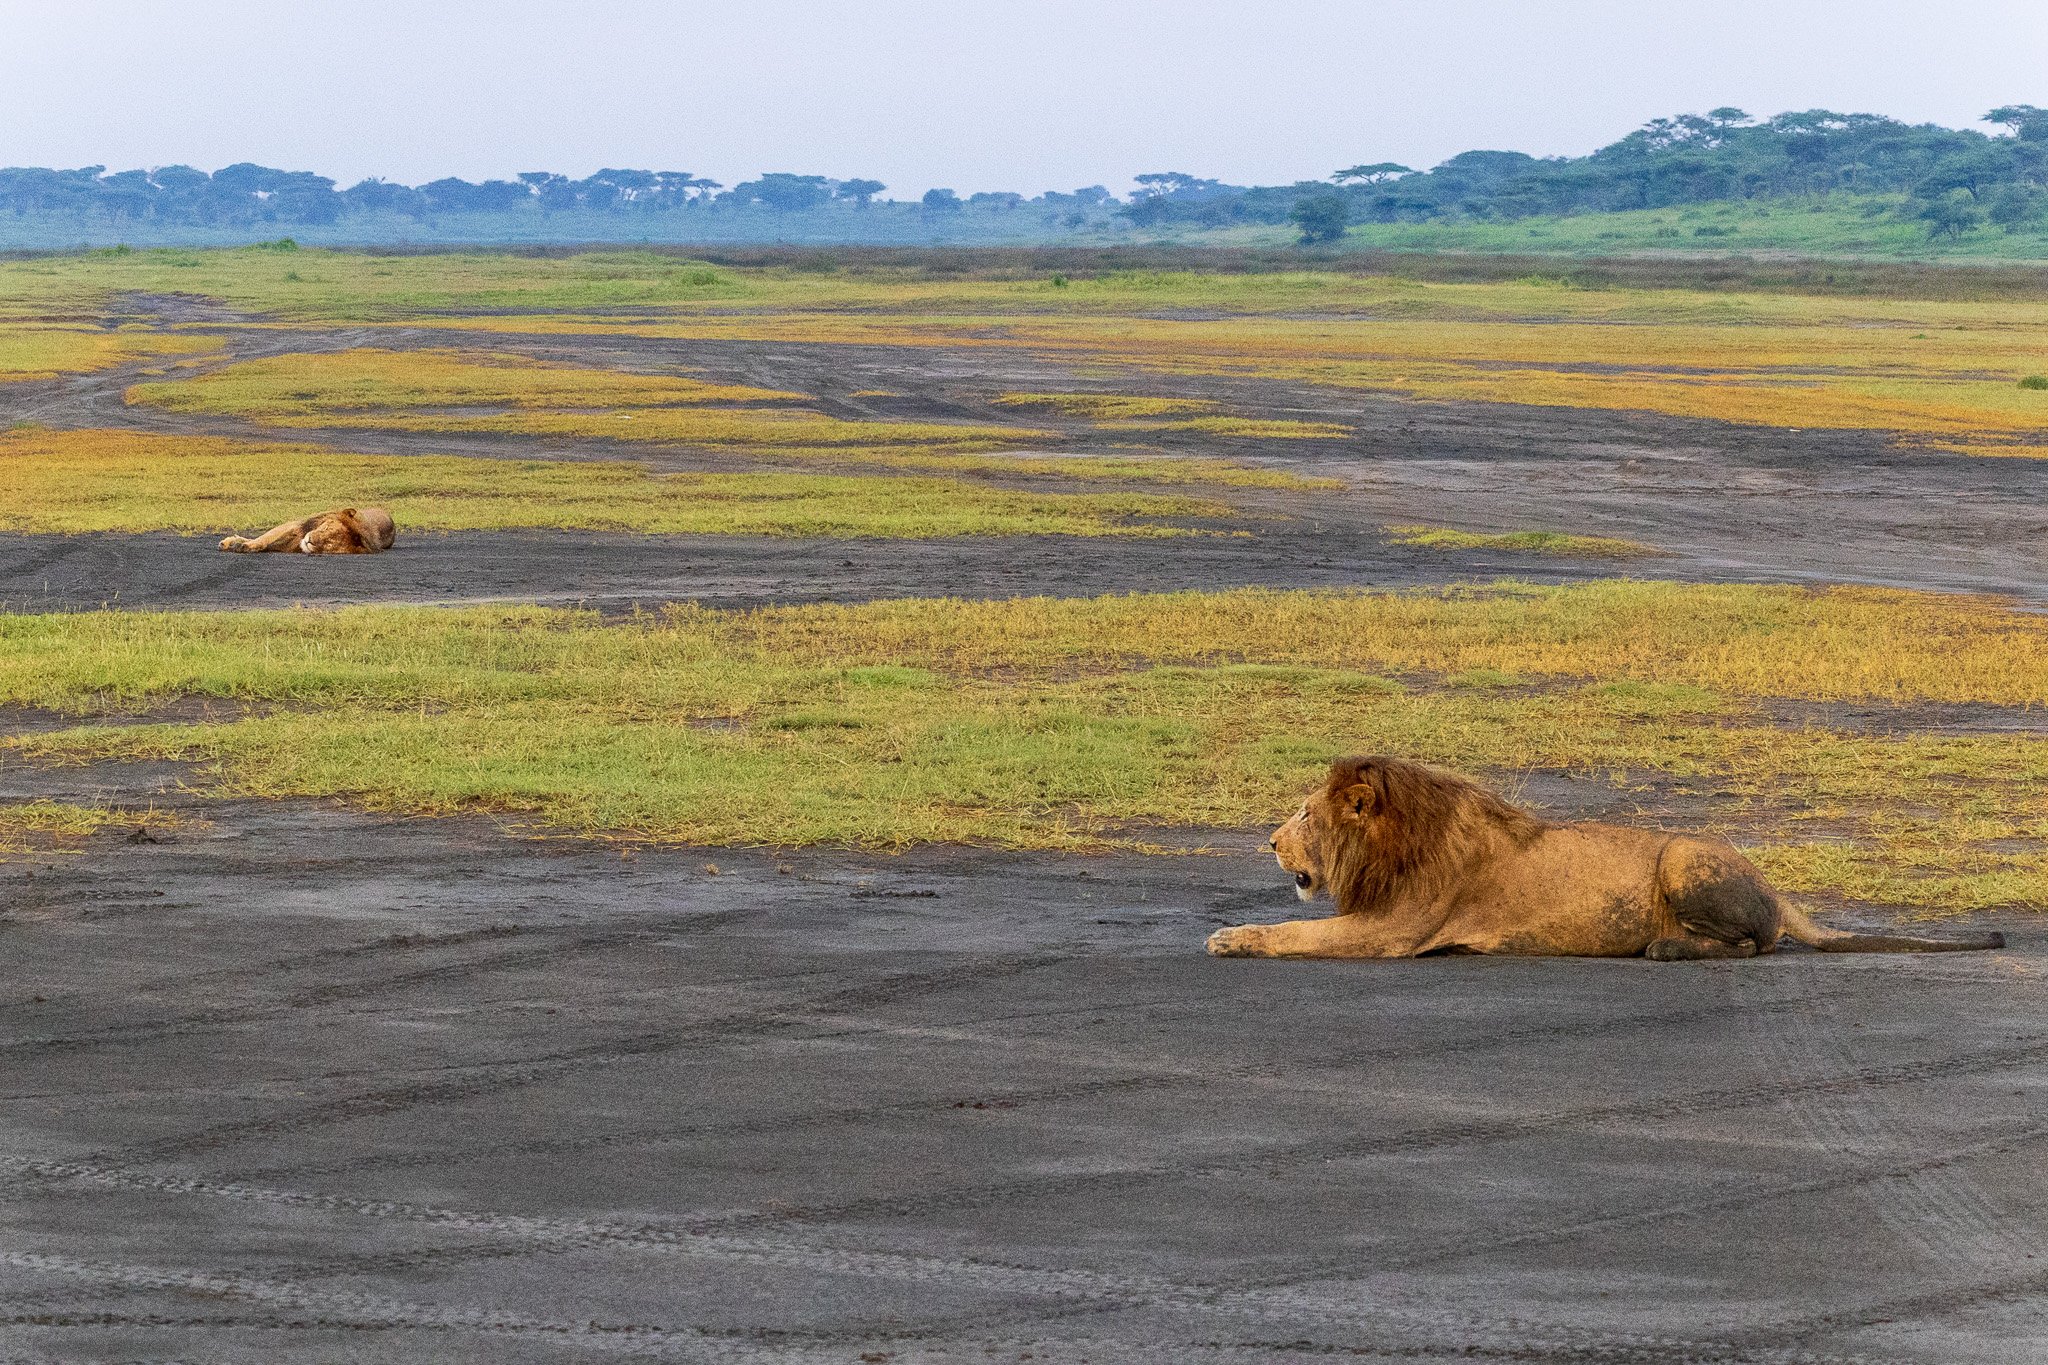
[1206,925,1268,958]
[218,536,249,552]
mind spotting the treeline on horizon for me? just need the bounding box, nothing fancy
[6,104,2047,243]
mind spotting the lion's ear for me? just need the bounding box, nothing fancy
[1336,781,1376,823]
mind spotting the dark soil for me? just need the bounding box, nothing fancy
[0,527,1621,613]
[0,781,2038,1363]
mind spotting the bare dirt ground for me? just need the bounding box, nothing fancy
[0,528,1621,614]
[2,301,2044,1362]
[6,308,2047,603]
[1,779,2041,1364]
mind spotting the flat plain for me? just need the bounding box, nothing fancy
[1,246,2044,1363]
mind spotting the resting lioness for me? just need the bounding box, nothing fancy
[218,507,396,555]
[1208,755,2006,960]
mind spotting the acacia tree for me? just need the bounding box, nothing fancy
[1988,105,2048,141]
[837,178,886,207]
[1332,162,1412,185]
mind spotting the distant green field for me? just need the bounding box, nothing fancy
[1180,195,2048,263]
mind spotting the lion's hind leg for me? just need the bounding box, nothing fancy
[1655,836,1782,957]
[219,518,311,553]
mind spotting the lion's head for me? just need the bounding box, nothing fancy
[299,507,398,554]
[1271,756,1542,913]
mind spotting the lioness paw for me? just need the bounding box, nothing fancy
[1206,925,1267,957]
[218,536,249,552]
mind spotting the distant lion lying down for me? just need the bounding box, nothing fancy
[1209,755,2006,960]
[218,507,397,555]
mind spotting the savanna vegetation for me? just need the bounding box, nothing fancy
[9,104,2048,256]
[17,245,2048,461]
[1,246,2040,922]
[4,582,2044,913]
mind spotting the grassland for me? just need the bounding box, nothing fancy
[0,429,1230,539]
[120,348,1330,490]
[18,247,2048,458]
[1388,526,1660,558]
[5,581,2045,912]
[4,248,2042,918]
[0,324,218,381]
[125,347,1041,450]
[444,305,2048,456]
[273,287,2048,458]
[1162,196,2048,262]
[1333,196,2048,262]
[128,347,803,413]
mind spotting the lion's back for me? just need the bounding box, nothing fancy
[1452,820,1675,955]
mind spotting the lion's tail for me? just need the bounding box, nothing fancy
[1776,900,2005,954]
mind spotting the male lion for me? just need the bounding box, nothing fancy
[1208,755,2006,960]
[218,507,396,555]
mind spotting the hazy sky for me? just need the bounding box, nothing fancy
[5,1,2046,194]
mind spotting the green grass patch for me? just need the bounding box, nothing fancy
[3,581,2046,911]
[1388,525,1660,558]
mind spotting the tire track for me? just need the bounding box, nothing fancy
[5,909,748,1054]
[1729,1260,2048,1353]
[1719,966,2048,1353]
[14,1053,2048,1347]
[666,1027,2048,1235]
[858,1117,2048,1349]
[0,1170,1915,1365]
[192,1119,2048,1360]
[93,951,1067,1164]
[0,1251,740,1359]
[228,971,1875,1182]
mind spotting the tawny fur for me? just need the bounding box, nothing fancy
[219,507,397,555]
[1208,756,2006,961]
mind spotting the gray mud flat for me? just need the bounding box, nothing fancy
[0,529,1618,614]
[0,796,2041,1364]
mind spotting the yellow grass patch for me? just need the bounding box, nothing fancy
[122,347,1332,489]
[126,346,800,414]
[0,429,1229,539]
[1109,416,1352,439]
[125,346,1050,452]
[0,324,218,382]
[991,392,1218,420]
[364,288,2048,453]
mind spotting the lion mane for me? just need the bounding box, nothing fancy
[1208,755,2005,961]
[219,507,397,555]
[1313,755,1545,917]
